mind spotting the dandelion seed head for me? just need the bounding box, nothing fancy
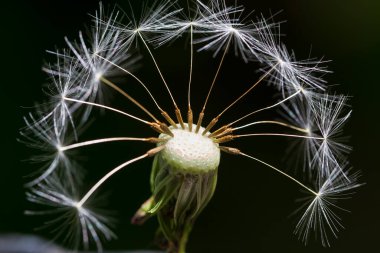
[22,0,359,251]
[159,124,220,174]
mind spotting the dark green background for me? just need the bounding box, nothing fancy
[1,0,379,252]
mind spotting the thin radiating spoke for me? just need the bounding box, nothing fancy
[60,137,162,152]
[235,133,323,140]
[233,120,309,133]
[95,54,165,113]
[99,76,160,123]
[216,63,280,120]
[77,146,165,207]
[63,97,151,125]
[239,151,318,195]
[229,89,302,127]
[138,31,178,110]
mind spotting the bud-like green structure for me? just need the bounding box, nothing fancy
[133,124,220,253]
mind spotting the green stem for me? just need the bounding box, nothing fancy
[178,222,193,253]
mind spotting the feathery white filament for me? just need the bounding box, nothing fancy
[77,153,149,207]
[230,89,302,127]
[294,168,362,246]
[63,97,150,125]
[60,137,150,152]
[94,53,165,113]
[233,120,309,133]
[236,133,324,140]
[240,152,318,195]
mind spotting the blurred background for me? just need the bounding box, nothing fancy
[1,0,379,252]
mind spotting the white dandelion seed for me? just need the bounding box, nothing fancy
[40,50,87,138]
[20,112,80,187]
[279,93,352,182]
[193,0,273,62]
[294,166,362,247]
[112,0,182,47]
[25,175,116,252]
[255,17,330,96]
[22,1,360,252]
[146,0,238,46]
[311,94,352,181]
[61,3,134,121]
[280,96,319,176]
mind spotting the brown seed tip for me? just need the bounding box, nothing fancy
[147,145,165,157]
[219,146,241,155]
[214,135,235,143]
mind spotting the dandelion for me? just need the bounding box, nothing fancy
[22,1,361,252]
